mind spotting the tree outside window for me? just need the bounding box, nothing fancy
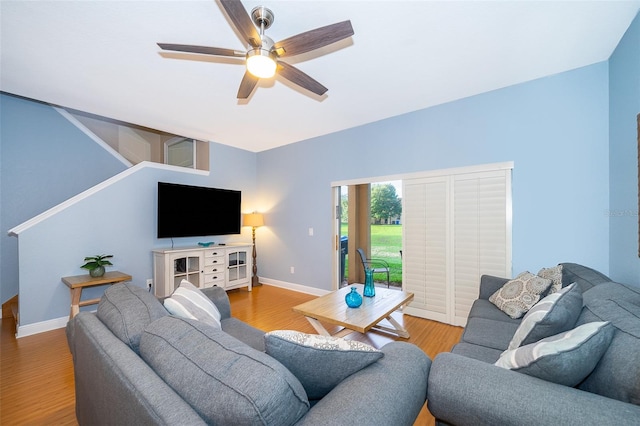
[371,184,402,225]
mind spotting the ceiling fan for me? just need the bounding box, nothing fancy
[158,0,354,99]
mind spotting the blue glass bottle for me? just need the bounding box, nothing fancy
[363,268,375,297]
[345,287,362,308]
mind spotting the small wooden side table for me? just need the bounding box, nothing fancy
[62,271,132,320]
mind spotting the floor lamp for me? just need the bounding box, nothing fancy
[243,213,264,287]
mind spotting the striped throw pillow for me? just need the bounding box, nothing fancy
[507,282,582,350]
[164,280,221,329]
[496,321,614,386]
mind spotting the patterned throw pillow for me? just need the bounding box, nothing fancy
[538,264,564,293]
[163,280,221,329]
[507,283,583,350]
[495,322,614,387]
[489,272,553,319]
[265,330,384,400]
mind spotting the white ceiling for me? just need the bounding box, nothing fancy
[2,1,639,152]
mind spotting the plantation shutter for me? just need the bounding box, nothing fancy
[452,170,511,325]
[403,165,511,326]
[403,176,449,323]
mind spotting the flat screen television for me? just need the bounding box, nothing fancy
[157,182,241,238]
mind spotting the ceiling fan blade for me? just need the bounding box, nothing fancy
[219,0,261,48]
[157,43,244,57]
[277,62,327,96]
[274,20,354,58]
[237,71,259,99]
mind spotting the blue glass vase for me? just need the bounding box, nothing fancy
[363,268,375,297]
[345,287,362,308]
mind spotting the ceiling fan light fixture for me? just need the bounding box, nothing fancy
[158,1,354,99]
[246,49,276,78]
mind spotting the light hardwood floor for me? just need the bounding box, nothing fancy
[1,284,463,425]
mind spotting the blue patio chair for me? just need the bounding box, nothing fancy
[356,248,390,288]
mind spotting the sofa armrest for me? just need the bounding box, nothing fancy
[200,285,231,319]
[478,275,509,300]
[67,313,206,426]
[427,353,640,426]
[297,342,431,426]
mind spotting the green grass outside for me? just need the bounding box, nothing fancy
[341,223,403,285]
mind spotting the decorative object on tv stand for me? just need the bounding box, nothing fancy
[80,254,113,278]
[363,268,375,297]
[345,287,363,308]
[243,212,264,287]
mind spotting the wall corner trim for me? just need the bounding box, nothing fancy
[8,162,208,237]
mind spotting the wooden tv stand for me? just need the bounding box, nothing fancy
[152,244,252,297]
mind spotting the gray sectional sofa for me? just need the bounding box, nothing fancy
[427,263,640,425]
[66,284,431,426]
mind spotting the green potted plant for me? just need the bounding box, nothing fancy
[81,254,113,278]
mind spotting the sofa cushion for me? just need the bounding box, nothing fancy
[450,342,503,363]
[576,292,640,405]
[507,283,582,350]
[467,299,522,324]
[140,316,309,426]
[537,264,563,294]
[489,271,553,319]
[220,317,266,352]
[163,280,221,329]
[264,330,384,400]
[495,321,614,387]
[560,263,611,293]
[461,317,520,351]
[97,283,168,354]
[581,280,640,307]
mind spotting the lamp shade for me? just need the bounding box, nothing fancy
[243,213,264,228]
[246,49,276,78]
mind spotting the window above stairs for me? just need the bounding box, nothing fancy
[67,109,209,171]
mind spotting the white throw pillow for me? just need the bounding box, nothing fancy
[163,280,221,329]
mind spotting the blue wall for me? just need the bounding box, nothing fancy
[15,161,256,327]
[609,12,640,284]
[5,13,639,328]
[257,63,610,291]
[1,93,257,326]
[0,94,127,305]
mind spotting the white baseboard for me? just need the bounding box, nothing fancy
[15,280,327,338]
[16,315,69,338]
[259,278,330,297]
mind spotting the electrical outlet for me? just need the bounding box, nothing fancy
[146,279,153,290]
[290,266,295,274]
